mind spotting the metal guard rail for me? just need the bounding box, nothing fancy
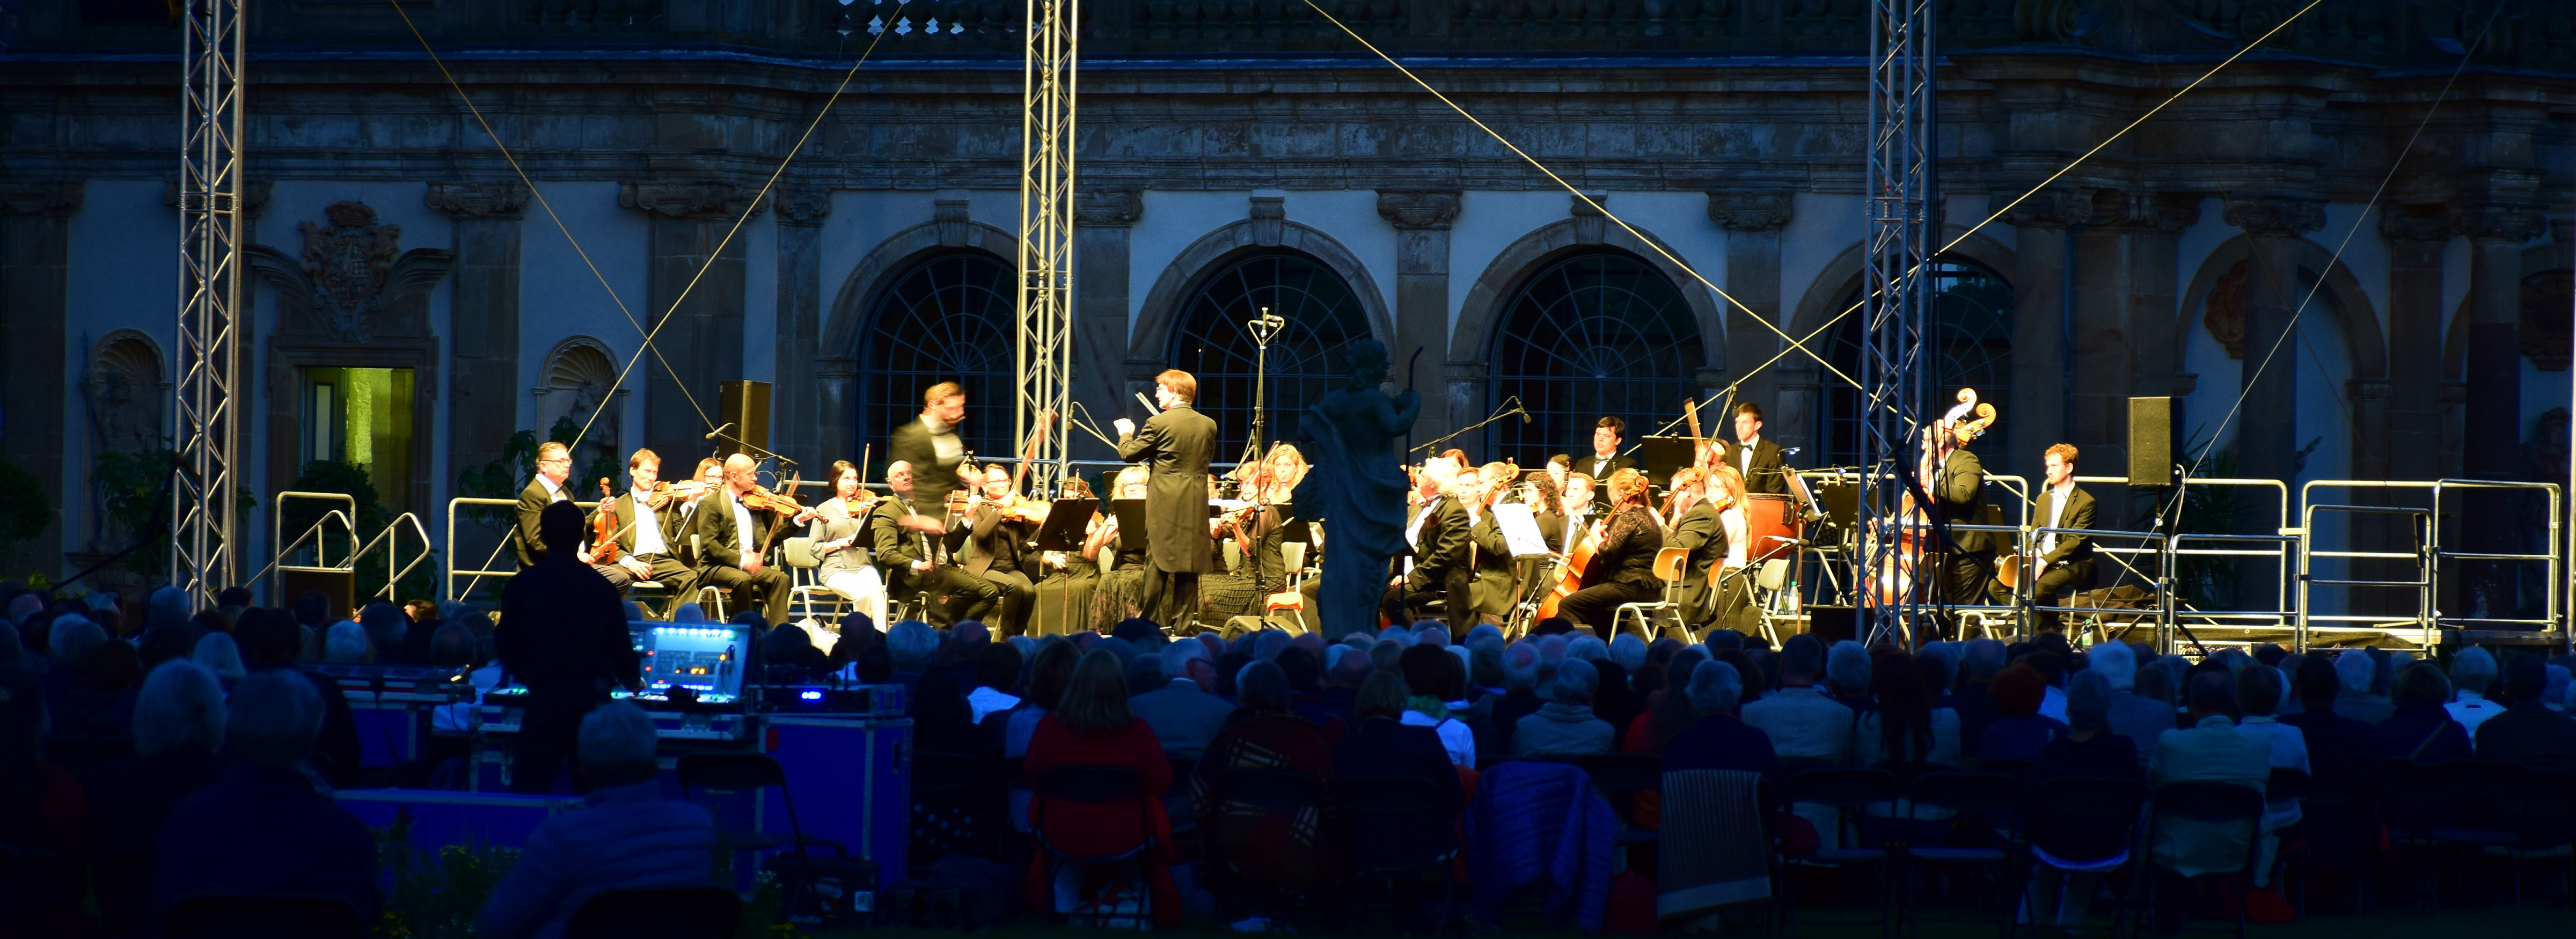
[444,496,602,603]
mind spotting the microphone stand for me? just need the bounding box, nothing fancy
[711,430,798,473]
[1240,309,1284,467]
[1410,400,1528,454]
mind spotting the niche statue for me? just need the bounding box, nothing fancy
[1291,340,1421,639]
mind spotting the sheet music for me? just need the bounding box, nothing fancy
[1490,502,1554,557]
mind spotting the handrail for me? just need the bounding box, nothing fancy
[346,512,435,602]
[264,492,360,603]
[443,496,602,603]
[2297,478,2565,649]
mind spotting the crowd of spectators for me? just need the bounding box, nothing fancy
[8,570,2576,934]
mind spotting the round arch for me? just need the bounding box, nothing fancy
[1453,217,1725,372]
[1783,225,2019,340]
[816,217,1021,467]
[2177,235,2387,383]
[1132,218,1394,362]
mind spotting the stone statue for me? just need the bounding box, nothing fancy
[1291,339,1421,639]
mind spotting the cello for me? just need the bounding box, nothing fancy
[1866,388,1996,606]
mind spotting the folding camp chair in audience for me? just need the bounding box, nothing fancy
[679,752,848,911]
[1780,767,1901,939]
[910,750,1008,867]
[1566,752,1666,850]
[1030,765,1161,926]
[2141,781,2266,939]
[2021,775,2145,934]
[2287,766,2382,915]
[2425,759,2530,906]
[1891,771,2016,936]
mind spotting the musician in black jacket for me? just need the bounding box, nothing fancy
[513,442,577,568]
[1554,468,1665,635]
[1577,417,1638,510]
[1463,463,1523,625]
[2028,443,2096,633]
[887,380,972,514]
[871,460,1001,626]
[690,453,802,622]
[1114,370,1218,629]
[1384,459,1474,629]
[496,500,641,793]
[581,449,698,598]
[1923,416,1993,611]
[962,464,1038,635]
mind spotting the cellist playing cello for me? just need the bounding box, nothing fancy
[1549,467,1666,637]
[1922,391,1997,618]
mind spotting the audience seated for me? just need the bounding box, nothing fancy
[911,670,990,758]
[1742,634,1853,765]
[359,601,409,665]
[1974,664,2067,763]
[477,701,718,939]
[2443,647,2504,740]
[324,620,371,663]
[1854,651,1959,771]
[968,643,1023,724]
[1663,661,1782,790]
[1513,658,1614,757]
[1396,644,1478,767]
[1825,640,1874,712]
[2279,656,2381,784]
[84,660,231,937]
[1194,661,1336,918]
[2231,664,2308,831]
[1130,639,1232,762]
[885,620,940,695]
[2334,650,2397,725]
[1626,648,1710,756]
[2023,671,2140,933]
[150,669,381,930]
[2375,663,2472,764]
[2088,642,2176,768]
[190,632,247,685]
[1337,669,1466,801]
[1021,648,1178,926]
[1480,642,1546,755]
[0,664,89,892]
[2474,653,2576,773]
[2145,671,2271,935]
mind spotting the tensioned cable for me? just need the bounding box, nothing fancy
[1296,0,2324,413]
[1701,0,2328,412]
[396,4,912,597]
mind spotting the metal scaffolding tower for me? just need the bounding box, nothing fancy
[1015,0,1077,494]
[172,0,247,603]
[1858,0,1938,645]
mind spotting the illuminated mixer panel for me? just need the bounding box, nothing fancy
[639,623,749,699]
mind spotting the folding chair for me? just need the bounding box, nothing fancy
[1030,765,1162,926]
[1616,546,1691,641]
[1781,767,1902,938]
[1333,775,1464,933]
[2019,775,2144,933]
[782,537,852,622]
[1748,557,1793,647]
[2141,781,2265,939]
[2425,759,2530,905]
[678,752,847,909]
[1891,771,2017,937]
[1566,752,1667,849]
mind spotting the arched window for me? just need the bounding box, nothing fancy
[857,251,1018,464]
[1488,251,1704,469]
[1167,251,1369,465]
[1819,258,2015,472]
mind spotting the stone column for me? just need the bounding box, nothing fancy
[2453,200,2545,621]
[1710,190,1793,435]
[817,355,858,473]
[1074,189,1142,464]
[620,182,763,459]
[0,181,84,578]
[2380,205,2450,483]
[1379,190,1462,445]
[426,181,530,482]
[2221,195,2324,488]
[2001,188,2086,469]
[772,190,829,468]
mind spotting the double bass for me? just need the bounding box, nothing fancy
[1865,389,1997,606]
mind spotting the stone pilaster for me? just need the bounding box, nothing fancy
[1074,188,1142,463]
[1379,189,1462,446]
[1709,190,1793,447]
[2451,200,2545,620]
[2221,194,2325,488]
[772,189,829,468]
[0,180,84,579]
[2001,187,2090,470]
[2380,204,2450,483]
[2072,190,2194,490]
[426,181,530,483]
[620,182,764,459]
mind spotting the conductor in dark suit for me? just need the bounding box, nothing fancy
[1578,416,1637,509]
[887,380,971,517]
[1384,459,1474,628]
[496,500,641,793]
[691,453,803,623]
[1114,369,1218,630]
[2029,443,2097,633]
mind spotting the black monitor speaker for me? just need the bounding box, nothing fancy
[2127,396,2174,485]
[718,380,772,459]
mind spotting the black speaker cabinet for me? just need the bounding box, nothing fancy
[1805,605,1857,645]
[278,569,354,621]
[2127,396,2174,484]
[718,380,772,459]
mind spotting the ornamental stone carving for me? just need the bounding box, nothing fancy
[1375,190,1461,230]
[2524,269,2573,370]
[774,190,831,226]
[2222,195,2325,238]
[2451,202,2545,244]
[0,180,84,217]
[1074,189,1144,227]
[618,181,767,221]
[245,201,453,343]
[1707,191,1792,232]
[2204,260,2252,358]
[2379,204,2450,243]
[1995,187,2092,229]
[425,181,531,220]
[1249,195,1286,246]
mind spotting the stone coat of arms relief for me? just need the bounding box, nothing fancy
[248,201,452,342]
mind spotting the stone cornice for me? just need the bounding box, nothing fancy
[2378,204,2450,243]
[1375,190,1462,231]
[2450,201,2545,244]
[618,181,768,221]
[0,180,84,217]
[774,190,831,227]
[1994,187,2092,229]
[425,181,530,221]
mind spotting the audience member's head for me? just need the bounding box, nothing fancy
[577,701,661,788]
[886,620,939,674]
[1024,639,1080,711]
[1550,657,1600,707]
[2335,650,2374,694]
[2184,670,2236,720]
[2236,663,2284,717]
[1328,643,1375,690]
[1685,660,1743,716]
[1963,639,2007,683]
[1779,634,1825,687]
[2450,647,2497,699]
[191,632,248,683]
[1502,642,1540,691]
[1159,639,1212,692]
[2394,662,2453,707]
[1056,649,1135,735]
[2085,641,2136,692]
[1826,640,1871,696]
[2295,655,2341,710]
[134,660,226,755]
[1276,646,1322,693]
[1609,634,1648,671]
[910,669,974,730]
[52,616,107,672]
[138,625,195,672]
[1355,670,1410,722]
[2369,648,2398,695]
[1990,664,2047,719]
[1915,652,1956,699]
[235,609,304,671]
[148,586,192,634]
[539,500,586,556]
[1567,635,1608,664]
[226,669,325,767]
[977,643,1024,694]
[1412,622,1449,649]
[1123,655,1166,698]
[671,603,708,623]
[2502,652,2546,703]
[1235,660,1292,715]
[358,602,407,660]
[2066,670,2113,733]
[428,623,479,669]
[324,620,371,663]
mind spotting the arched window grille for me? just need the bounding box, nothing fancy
[1167,251,1370,465]
[1488,251,1704,470]
[857,251,1018,466]
[1819,258,2016,473]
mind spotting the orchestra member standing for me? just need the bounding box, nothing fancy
[888,382,972,527]
[1924,413,1993,612]
[1114,370,1218,631]
[1554,468,1666,635]
[2029,444,2096,634]
[1464,462,1523,627]
[1578,418,1637,510]
[1716,403,1792,495]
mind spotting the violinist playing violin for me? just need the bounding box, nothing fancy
[807,459,889,628]
[579,448,701,597]
[690,453,812,622]
[870,460,1002,626]
[962,464,1041,636]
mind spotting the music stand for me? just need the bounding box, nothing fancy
[1033,497,1096,552]
[1113,498,1150,553]
[1638,435,1696,480]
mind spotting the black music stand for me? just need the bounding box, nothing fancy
[1113,498,1150,553]
[1033,497,1096,552]
[1638,435,1696,480]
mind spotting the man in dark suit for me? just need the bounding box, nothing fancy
[1715,402,1796,495]
[1114,369,1218,630]
[962,464,1037,635]
[496,499,641,793]
[2029,443,2097,633]
[2475,654,2576,773]
[1578,416,1637,509]
[514,441,577,568]
[887,380,971,519]
[689,453,800,623]
[582,449,698,599]
[1384,458,1473,628]
[1924,416,1992,615]
[1463,463,1523,626]
[872,460,1001,625]
[1666,470,1730,631]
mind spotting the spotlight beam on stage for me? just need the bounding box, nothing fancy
[173,0,246,604]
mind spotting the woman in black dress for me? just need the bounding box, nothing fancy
[1554,468,1665,634]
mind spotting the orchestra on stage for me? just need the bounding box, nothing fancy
[514,371,2098,644]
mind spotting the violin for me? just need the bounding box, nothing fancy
[741,482,804,517]
[588,477,625,564]
[644,479,711,508]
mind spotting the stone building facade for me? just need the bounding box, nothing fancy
[3,1,2572,611]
